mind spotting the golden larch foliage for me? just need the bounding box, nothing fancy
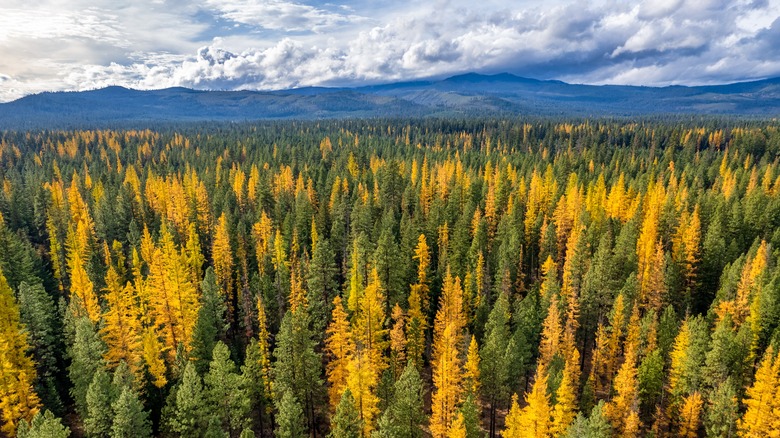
[101,263,144,382]
[212,213,234,313]
[676,391,703,438]
[389,304,407,379]
[738,347,779,437]
[0,269,40,436]
[430,268,466,438]
[505,367,552,438]
[325,296,353,410]
[464,335,480,395]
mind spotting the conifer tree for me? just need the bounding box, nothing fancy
[101,263,143,381]
[0,270,41,436]
[205,342,250,436]
[275,390,306,438]
[212,213,234,317]
[326,295,353,410]
[84,369,115,438]
[68,317,105,419]
[329,389,361,438]
[463,336,480,396]
[480,292,512,438]
[374,363,425,438]
[191,268,229,374]
[17,410,70,438]
[430,268,465,437]
[676,391,702,438]
[737,347,779,436]
[110,387,151,438]
[18,282,63,414]
[168,362,205,437]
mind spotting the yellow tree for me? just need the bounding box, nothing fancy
[255,296,273,407]
[326,295,353,410]
[464,335,480,395]
[0,269,40,435]
[676,391,703,438]
[538,292,562,371]
[101,261,144,381]
[505,367,552,438]
[605,305,641,435]
[212,212,234,316]
[552,348,580,436]
[407,234,431,370]
[738,347,779,436]
[146,226,201,361]
[66,224,101,322]
[348,268,387,435]
[430,268,466,437]
[389,304,407,380]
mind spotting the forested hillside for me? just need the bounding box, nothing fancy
[2,119,780,437]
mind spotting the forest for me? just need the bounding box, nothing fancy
[1,118,780,437]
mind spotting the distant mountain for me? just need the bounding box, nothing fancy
[2,73,780,129]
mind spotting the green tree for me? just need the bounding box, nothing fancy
[111,388,151,438]
[329,389,361,438]
[84,369,115,438]
[306,237,338,338]
[242,339,271,435]
[168,362,205,437]
[564,401,611,438]
[273,309,323,434]
[205,342,250,436]
[68,317,106,417]
[191,268,229,374]
[275,390,306,438]
[374,363,425,438]
[704,378,739,438]
[18,282,63,414]
[458,394,482,438]
[480,291,512,438]
[17,410,70,438]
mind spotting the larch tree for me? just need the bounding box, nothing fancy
[0,269,41,436]
[676,391,702,438]
[326,295,354,410]
[463,336,480,396]
[212,213,235,321]
[101,261,144,381]
[505,367,552,438]
[430,268,466,438]
[737,347,779,437]
[406,234,431,370]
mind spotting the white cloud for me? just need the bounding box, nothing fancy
[1,0,780,102]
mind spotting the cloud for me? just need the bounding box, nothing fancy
[1,0,780,102]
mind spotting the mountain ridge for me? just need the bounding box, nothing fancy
[2,73,780,129]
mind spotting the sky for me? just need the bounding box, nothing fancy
[1,0,779,102]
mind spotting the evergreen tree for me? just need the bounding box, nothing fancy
[307,237,338,337]
[168,362,205,437]
[84,369,115,438]
[68,317,105,418]
[192,268,229,374]
[375,363,425,438]
[329,389,361,438]
[275,390,306,438]
[458,394,482,438]
[110,388,151,438]
[205,342,250,436]
[18,282,63,414]
[480,291,512,438]
[563,401,611,438]
[17,410,70,438]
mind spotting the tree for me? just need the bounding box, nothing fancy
[146,225,201,361]
[704,378,739,438]
[110,387,151,438]
[504,367,552,438]
[275,390,306,438]
[273,308,323,436]
[168,362,205,437]
[676,391,702,438]
[329,389,361,438]
[458,394,482,438]
[0,269,40,436]
[101,263,143,381]
[374,363,425,438]
[326,296,353,410]
[307,237,338,337]
[463,336,480,396]
[212,213,234,319]
[430,268,465,437]
[242,339,271,435]
[17,410,70,438]
[68,317,105,418]
[191,268,229,374]
[205,342,250,436]
[18,282,62,414]
[564,401,611,438]
[480,292,512,438]
[737,347,779,437]
[84,369,115,438]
